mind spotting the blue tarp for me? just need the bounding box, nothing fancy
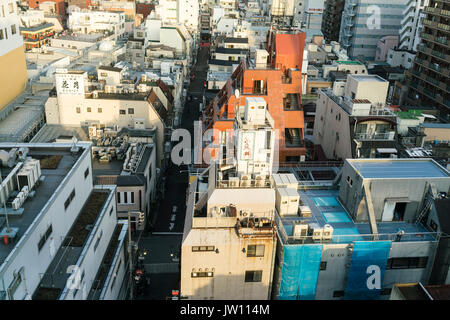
[279,244,323,300]
[344,241,392,300]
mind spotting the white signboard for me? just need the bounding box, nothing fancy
[56,73,85,96]
[240,132,255,161]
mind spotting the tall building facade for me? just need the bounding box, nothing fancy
[399,0,430,51]
[405,0,450,121]
[321,0,345,42]
[0,0,28,116]
[339,0,406,61]
[181,98,278,300]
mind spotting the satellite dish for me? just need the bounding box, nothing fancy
[234,89,240,99]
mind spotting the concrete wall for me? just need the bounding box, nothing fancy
[181,230,276,299]
[339,161,450,222]
[62,186,118,300]
[344,75,389,105]
[313,91,352,159]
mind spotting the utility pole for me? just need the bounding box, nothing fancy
[127,210,134,300]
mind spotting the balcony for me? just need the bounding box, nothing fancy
[284,128,305,148]
[425,76,440,87]
[430,49,449,62]
[283,93,301,111]
[423,87,436,98]
[354,132,396,141]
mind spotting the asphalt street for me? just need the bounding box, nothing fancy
[135,46,210,299]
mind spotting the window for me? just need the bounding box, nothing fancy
[84,168,89,178]
[320,261,327,270]
[96,108,102,113]
[87,107,91,113]
[0,29,3,40]
[4,28,7,40]
[386,257,428,269]
[333,290,345,297]
[38,224,53,252]
[247,245,265,257]
[117,192,134,204]
[9,3,13,13]
[346,176,353,187]
[191,271,214,278]
[128,108,134,114]
[76,107,81,113]
[109,207,114,216]
[245,270,262,282]
[11,24,16,35]
[64,189,76,210]
[192,246,215,252]
[120,110,126,115]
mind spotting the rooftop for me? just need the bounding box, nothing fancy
[0,106,44,142]
[54,33,105,43]
[33,188,113,300]
[0,144,87,265]
[20,22,54,32]
[350,75,387,82]
[347,159,450,179]
[420,123,450,129]
[278,188,437,246]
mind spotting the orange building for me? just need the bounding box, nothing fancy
[202,30,306,163]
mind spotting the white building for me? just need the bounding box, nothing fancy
[386,48,416,69]
[0,142,128,300]
[44,69,168,167]
[399,0,429,51]
[155,0,200,32]
[68,10,126,39]
[19,9,63,32]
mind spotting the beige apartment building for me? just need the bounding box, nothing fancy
[313,74,399,160]
[181,98,278,300]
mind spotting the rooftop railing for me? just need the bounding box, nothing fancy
[354,132,396,141]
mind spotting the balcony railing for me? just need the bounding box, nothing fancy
[423,87,436,98]
[354,132,396,141]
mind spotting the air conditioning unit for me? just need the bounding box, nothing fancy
[21,186,29,198]
[322,224,334,241]
[255,174,266,187]
[310,224,323,242]
[240,174,251,187]
[17,192,25,205]
[293,221,309,238]
[228,177,239,187]
[299,206,312,217]
[12,197,21,210]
